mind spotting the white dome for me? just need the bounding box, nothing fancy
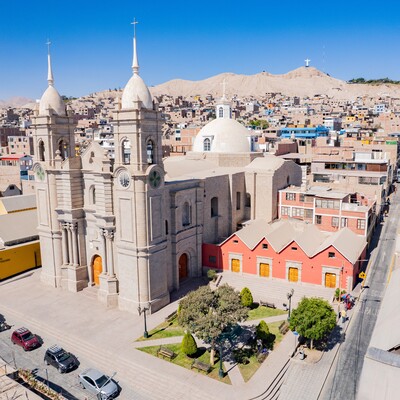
[193,118,250,153]
[121,74,153,110]
[39,85,66,116]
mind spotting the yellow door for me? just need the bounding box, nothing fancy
[325,273,336,288]
[260,263,270,277]
[93,256,102,286]
[288,267,298,282]
[231,259,240,273]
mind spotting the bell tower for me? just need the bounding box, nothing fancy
[113,21,170,314]
[31,41,84,290]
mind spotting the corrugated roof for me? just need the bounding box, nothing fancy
[0,209,38,245]
[226,219,366,263]
[0,194,36,213]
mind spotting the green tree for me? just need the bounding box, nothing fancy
[181,332,197,357]
[256,320,273,347]
[289,297,336,349]
[249,119,269,129]
[178,284,248,365]
[240,287,253,307]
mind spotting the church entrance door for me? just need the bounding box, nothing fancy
[179,254,188,281]
[93,255,102,286]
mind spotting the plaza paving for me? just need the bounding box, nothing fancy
[0,270,338,399]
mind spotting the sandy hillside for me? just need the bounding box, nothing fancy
[150,67,400,101]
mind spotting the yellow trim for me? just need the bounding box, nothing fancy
[387,255,395,285]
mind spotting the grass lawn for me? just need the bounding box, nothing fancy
[237,320,287,382]
[136,317,185,341]
[247,306,287,321]
[138,344,231,384]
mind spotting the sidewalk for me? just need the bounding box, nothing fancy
[0,271,296,400]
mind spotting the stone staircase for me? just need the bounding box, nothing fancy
[219,272,335,309]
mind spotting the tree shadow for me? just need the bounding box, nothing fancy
[312,324,344,352]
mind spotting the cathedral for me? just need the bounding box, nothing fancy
[31,32,302,313]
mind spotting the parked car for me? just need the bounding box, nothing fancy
[79,368,119,399]
[11,327,40,351]
[44,345,78,373]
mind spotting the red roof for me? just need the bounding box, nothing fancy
[0,154,30,160]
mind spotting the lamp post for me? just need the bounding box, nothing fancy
[138,303,150,338]
[218,341,224,378]
[287,289,294,321]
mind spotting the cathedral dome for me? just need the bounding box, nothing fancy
[193,118,250,153]
[39,85,66,116]
[121,73,153,109]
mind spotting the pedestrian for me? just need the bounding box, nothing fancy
[341,309,347,323]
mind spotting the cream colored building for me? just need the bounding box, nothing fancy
[31,34,302,314]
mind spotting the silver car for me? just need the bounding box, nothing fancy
[78,368,119,399]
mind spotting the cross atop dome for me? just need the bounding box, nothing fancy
[46,39,54,86]
[305,58,311,68]
[131,18,139,75]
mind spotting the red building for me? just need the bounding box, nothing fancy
[203,219,367,292]
[278,186,376,243]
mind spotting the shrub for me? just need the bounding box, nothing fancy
[240,287,253,307]
[181,332,197,356]
[256,320,274,348]
[334,288,346,301]
[207,269,217,281]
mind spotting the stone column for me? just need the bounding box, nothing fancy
[71,223,79,267]
[99,228,108,274]
[61,223,69,265]
[67,223,73,265]
[105,229,115,277]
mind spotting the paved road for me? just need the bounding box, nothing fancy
[320,191,399,400]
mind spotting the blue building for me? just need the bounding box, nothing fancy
[279,125,329,139]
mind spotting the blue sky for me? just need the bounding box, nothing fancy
[2,0,400,100]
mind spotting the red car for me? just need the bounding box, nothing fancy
[11,327,41,351]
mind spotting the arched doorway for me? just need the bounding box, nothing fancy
[92,255,102,286]
[178,254,188,281]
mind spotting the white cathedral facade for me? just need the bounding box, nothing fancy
[31,34,302,313]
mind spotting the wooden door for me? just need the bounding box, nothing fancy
[231,259,240,273]
[259,263,270,277]
[93,255,102,286]
[325,273,336,288]
[288,267,298,282]
[179,254,188,281]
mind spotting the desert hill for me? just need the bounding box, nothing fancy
[150,67,400,101]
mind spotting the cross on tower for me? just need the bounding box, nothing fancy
[46,39,51,54]
[305,58,311,67]
[131,18,139,37]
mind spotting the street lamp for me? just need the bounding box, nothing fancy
[287,289,294,321]
[138,303,150,338]
[218,341,224,379]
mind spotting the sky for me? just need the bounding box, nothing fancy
[2,0,400,100]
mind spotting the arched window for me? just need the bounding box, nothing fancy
[58,139,68,160]
[90,186,96,205]
[182,202,191,226]
[245,193,251,207]
[147,140,154,164]
[39,141,45,161]
[211,197,218,217]
[203,138,211,152]
[122,139,130,164]
[218,107,224,118]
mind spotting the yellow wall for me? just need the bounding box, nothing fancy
[0,241,41,280]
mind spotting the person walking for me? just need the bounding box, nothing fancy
[341,309,347,323]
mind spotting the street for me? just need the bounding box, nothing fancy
[320,190,399,400]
